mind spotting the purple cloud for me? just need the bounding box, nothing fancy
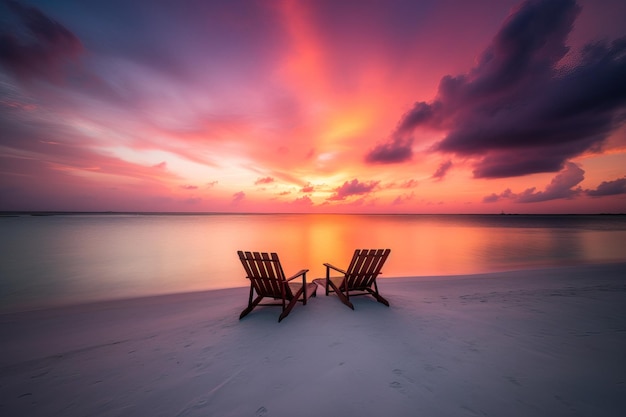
[328,179,379,201]
[484,162,584,203]
[365,135,413,164]
[586,177,626,197]
[517,162,584,202]
[483,188,514,203]
[366,0,626,179]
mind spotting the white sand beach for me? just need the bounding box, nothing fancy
[1,263,625,417]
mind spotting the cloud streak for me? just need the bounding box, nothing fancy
[432,160,453,181]
[0,0,83,83]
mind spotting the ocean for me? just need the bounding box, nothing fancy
[1,213,625,312]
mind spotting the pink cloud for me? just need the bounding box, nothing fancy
[432,160,453,181]
[393,192,415,205]
[232,191,246,204]
[328,179,379,201]
[301,183,315,193]
[291,195,314,207]
[255,177,275,185]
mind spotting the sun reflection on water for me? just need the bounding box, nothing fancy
[1,214,625,311]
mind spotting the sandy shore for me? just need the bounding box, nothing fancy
[1,263,625,417]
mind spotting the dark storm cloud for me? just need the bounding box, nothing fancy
[366,0,626,178]
[0,0,83,82]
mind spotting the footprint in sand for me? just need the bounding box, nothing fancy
[389,369,417,397]
[393,368,415,382]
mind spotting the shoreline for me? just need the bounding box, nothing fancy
[1,262,625,416]
[3,260,625,315]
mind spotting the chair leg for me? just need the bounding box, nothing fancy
[278,288,304,322]
[368,289,390,306]
[240,295,263,319]
[337,290,354,310]
[303,285,317,305]
[370,282,390,306]
[327,278,354,310]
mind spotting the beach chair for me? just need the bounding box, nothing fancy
[314,249,391,309]
[238,251,317,322]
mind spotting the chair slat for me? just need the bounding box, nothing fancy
[250,252,268,295]
[347,249,365,289]
[359,250,378,288]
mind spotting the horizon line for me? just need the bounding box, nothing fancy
[1,211,625,217]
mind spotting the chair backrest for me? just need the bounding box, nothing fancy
[345,249,390,290]
[238,251,292,299]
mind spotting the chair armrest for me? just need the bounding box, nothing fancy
[324,263,346,274]
[286,269,309,281]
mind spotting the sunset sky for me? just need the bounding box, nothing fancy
[1,0,625,213]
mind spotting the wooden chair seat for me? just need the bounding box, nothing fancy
[288,282,318,300]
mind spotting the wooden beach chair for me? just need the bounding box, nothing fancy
[238,251,317,322]
[314,249,391,309]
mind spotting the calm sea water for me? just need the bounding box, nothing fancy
[1,213,626,312]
